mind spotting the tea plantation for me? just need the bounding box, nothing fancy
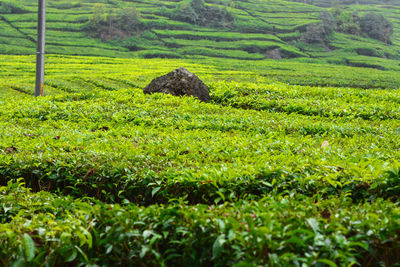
[2,0,400,265]
[1,54,400,266]
[1,0,400,70]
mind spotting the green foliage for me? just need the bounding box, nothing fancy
[51,2,82,9]
[0,4,399,267]
[360,12,393,44]
[0,0,400,67]
[319,10,336,35]
[0,1,27,14]
[85,4,144,40]
[288,0,400,7]
[301,8,368,44]
[0,54,400,204]
[377,165,400,198]
[331,8,361,35]
[328,8,394,44]
[173,0,234,28]
[301,23,327,44]
[1,181,400,266]
[1,51,400,265]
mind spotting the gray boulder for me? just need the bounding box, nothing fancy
[143,68,210,102]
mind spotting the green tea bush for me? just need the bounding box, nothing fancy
[0,69,399,204]
[1,53,400,266]
[1,181,400,266]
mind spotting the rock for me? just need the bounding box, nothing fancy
[143,68,210,102]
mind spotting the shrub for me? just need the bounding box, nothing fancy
[332,8,360,35]
[85,4,145,41]
[360,13,393,44]
[173,0,234,28]
[301,11,336,44]
[319,10,336,35]
[301,23,327,44]
[2,181,400,266]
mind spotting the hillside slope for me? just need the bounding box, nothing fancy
[0,0,399,71]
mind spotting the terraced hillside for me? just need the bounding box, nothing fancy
[0,0,399,71]
[1,54,400,265]
[289,0,400,7]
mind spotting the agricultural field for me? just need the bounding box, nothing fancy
[1,0,400,265]
[0,0,400,71]
[1,54,400,265]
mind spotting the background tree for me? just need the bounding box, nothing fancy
[174,0,234,28]
[85,5,144,41]
[360,13,393,44]
[332,8,360,35]
[302,23,326,43]
[319,10,336,34]
[116,8,142,33]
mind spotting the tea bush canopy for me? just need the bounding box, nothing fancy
[0,54,400,265]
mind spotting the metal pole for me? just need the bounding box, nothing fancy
[35,0,46,97]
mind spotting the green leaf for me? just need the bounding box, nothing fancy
[21,233,36,262]
[78,227,93,248]
[11,258,25,267]
[233,262,257,267]
[106,245,113,254]
[152,187,161,197]
[143,230,153,240]
[286,235,307,247]
[212,234,226,260]
[316,259,338,267]
[307,218,320,233]
[74,245,89,263]
[140,246,149,259]
[65,247,78,262]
